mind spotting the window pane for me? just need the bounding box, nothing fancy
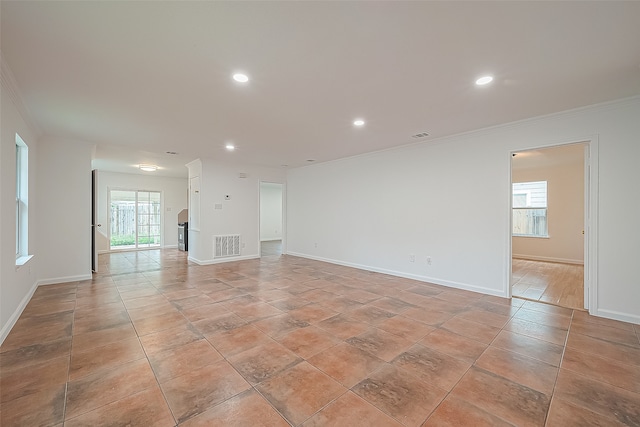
[512,181,547,208]
[513,181,548,237]
[513,208,548,236]
[110,189,160,249]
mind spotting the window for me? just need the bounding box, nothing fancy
[512,180,548,237]
[109,189,161,249]
[16,134,29,260]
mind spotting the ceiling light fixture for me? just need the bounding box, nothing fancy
[353,119,365,126]
[226,143,235,151]
[475,75,493,85]
[233,73,249,83]
[139,164,157,172]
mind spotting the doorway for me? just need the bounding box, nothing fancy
[109,189,162,250]
[259,182,284,257]
[510,142,590,310]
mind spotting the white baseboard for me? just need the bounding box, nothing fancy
[260,238,282,242]
[164,244,178,249]
[285,251,505,298]
[0,280,38,346]
[593,308,640,326]
[38,274,93,286]
[513,254,584,265]
[188,254,260,265]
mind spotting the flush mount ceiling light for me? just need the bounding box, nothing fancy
[475,75,494,86]
[353,119,365,126]
[225,143,235,151]
[139,164,157,172]
[232,73,249,83]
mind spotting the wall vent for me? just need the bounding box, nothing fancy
[411,132,430,139]
[214,235,241,258]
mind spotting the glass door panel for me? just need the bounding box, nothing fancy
[110,189,161,250]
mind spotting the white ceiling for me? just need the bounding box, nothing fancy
[2,1,639,178]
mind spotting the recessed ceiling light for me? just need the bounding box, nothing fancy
[225,143,235,151]
[475,76,493,85]
[353,119,365,126]
[233,73,249,83]
[306,159,315,162]
[139,164,157,172]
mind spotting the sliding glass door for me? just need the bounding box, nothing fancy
[110,189,161,250]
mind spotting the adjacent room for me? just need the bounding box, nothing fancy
[511,144,586,310]
[1,2,639,426]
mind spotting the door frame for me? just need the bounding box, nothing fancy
[91,170,98,272]
[507,136,599,314]
[258,181,286,256]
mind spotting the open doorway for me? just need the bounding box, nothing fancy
[259,182,283,257]
[510,143,586,309]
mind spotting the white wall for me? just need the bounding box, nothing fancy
[512,154,584,264]
[260,182,283,241]
[36,137,93,284]
[96,171,188,252]
[1,67,39,342]
[287,97,640,324]
[186,159,285,264]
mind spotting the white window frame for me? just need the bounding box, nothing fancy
[16,133,32,266]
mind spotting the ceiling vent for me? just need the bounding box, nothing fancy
[411,132,430,139]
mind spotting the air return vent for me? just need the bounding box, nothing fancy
[214,235,241,258]
[411,132,430,139]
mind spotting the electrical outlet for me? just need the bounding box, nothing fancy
[426,256,432,265]
[409,254,415,263]
[314,242,318,248]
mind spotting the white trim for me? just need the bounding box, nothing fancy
[187,254,260,265]
[164,244,178,249]
[15,254,34,269]
[512,254,584,265]
[0,280,38,345]
[587,137,599,316]
[37,274,92,286]
[593,308,640,326]
[286,252,505,298]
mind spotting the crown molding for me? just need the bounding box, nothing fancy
[1,50,43,137]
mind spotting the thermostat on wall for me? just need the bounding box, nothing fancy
[224,195,231,200]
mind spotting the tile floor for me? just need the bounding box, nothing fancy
[512,259,584,309]
[1,249,639,426]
